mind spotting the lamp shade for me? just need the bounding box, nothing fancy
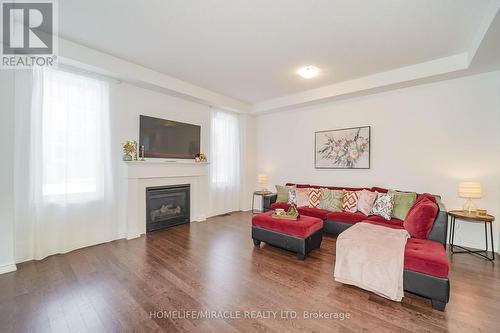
[458,182,481,199]
[257,174,268,184]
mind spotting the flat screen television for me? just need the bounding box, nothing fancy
[139,115,201,159]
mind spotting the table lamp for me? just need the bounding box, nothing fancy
[258,174,269,192]
[458,182,481,213]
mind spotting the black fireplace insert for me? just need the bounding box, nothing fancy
[146,184,190,232]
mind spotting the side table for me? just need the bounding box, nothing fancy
[448,210,495,261]
[252,190,274,214]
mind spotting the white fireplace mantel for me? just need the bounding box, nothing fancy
[120,160,209,239]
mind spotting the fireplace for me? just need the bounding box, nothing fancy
[146,184,190,232]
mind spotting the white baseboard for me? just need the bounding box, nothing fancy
[126,232,143,240]
[193,215,207,222]
[0,263,17,275]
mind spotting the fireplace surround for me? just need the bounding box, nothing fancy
[120,160,209,239]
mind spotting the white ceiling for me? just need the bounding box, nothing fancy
[59,0,498,105]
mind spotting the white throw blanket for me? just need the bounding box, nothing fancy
[334,222,409,301]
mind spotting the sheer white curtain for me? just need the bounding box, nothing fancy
[209,109,241,216]
[15,67,117,260]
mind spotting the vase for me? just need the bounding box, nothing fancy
[123,154,132,161]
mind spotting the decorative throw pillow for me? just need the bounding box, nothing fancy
[296,187,310,207]
[308,188,321,208]
[319,189,344,212]
[342,191,359,212]
[357,189,378,215]
[371,193,394,220]
[275,185,289,203]
[287,186,297,205]
[389,190,417,220]
[403,198,438,239]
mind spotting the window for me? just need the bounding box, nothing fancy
[41,68,109,197]
[209,109,241,216]
[210,110,240,186]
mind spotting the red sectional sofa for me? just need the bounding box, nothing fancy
[263,183,450,311]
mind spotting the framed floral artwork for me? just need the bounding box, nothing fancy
[315,126,370,169]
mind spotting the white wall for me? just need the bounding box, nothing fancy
[10,70,255,263]
[240,114,258,211]
[0,70,17,273]
[256,71,500,251]
[111,81,211,232]
[111,82,211,157]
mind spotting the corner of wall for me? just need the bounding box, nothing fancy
[239,114,258,211]
[0,70,17,272]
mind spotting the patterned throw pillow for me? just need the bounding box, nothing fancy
[275,185,289,203]
[371,193,394,220]
[296,187,310,207]
[357,189,378,215]
[319,189,344,212]
[287,186,297,205]
[308,188,321,208]
[342,191,359,212]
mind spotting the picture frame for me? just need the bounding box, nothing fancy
[314,126,371,169]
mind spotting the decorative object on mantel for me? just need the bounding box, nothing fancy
[458,182,481,213]
[140,145,146,161]
[194,153,207,162]
[122,140,138,161]
[315,126,370,169]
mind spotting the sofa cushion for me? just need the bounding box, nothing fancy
[327,186,368,191]
[404,198,438,239]
[318,188,343,212]
[342,191,359,212]
[271,202,290,210]
[275,185,289,203]
[365,215,404,228]
[296,187,310,207]
[363,219,405,230]
[285,183,310,188]
[404,239,449,278]
[416,193,437,204]
[371,186,389,193]
[308,188,321,208]
[297,207,330,220]
[325,211,367,224]
[252,211,323,238]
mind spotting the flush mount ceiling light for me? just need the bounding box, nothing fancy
[297,65,320,79]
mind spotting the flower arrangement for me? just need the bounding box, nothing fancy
[316,128,369,168]
[122,141,137,161]
[194,153,207,162]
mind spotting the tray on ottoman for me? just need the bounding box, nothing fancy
[252,211,323,260]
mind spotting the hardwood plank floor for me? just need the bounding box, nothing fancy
[1,211,499,332]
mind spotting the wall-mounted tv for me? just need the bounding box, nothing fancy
[139,115,201,159]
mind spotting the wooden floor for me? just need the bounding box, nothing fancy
[1,211,499,333]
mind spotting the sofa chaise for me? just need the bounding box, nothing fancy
[263,183,450,311]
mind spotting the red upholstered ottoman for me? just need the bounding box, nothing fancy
[252,211,323,260]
